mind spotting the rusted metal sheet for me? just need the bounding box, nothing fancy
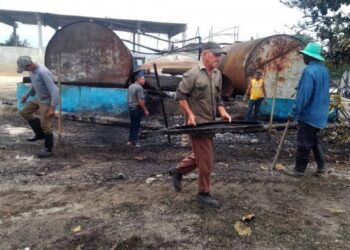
[220,35,305,97]
[142,121,295,137]
[45,21,133,87]
[138,54,198,76]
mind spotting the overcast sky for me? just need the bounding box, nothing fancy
[0,0,304,49]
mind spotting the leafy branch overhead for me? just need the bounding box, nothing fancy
[280,0,350,64]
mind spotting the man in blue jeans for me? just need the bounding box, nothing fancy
[127,71,149,147]
[283,42,330,177]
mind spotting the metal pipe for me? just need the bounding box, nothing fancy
[57,54,63,140]
[198,36,202,60]
[153,63,171,143]
[140,32,201,44]
[268,61,279,138]
[36,13,43,50]
[13,25,18,46]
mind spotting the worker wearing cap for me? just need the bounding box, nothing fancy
[127,71,149,147]
[244,70,267,121]
[17,56,59,158]
[169,42,231,207]
[283,42,330,177]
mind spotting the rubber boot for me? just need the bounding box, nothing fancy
[282,159,307,177]
[196,192,220,208]
[294,147,310,173]
[27,118,45,142]
[168,168,183,192]
[37,133,54,158]
[282,148,309,177]
[313,144,326,175]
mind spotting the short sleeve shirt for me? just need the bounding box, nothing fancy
[175,61,224,124]
[128,82,144,108]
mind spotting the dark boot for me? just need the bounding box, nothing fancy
[313,144,326,175]
[37,133,54,158]
[282,164,305,177]
[282,148,309,178]
[294,147,310,173]
[196,192,220,208]
[294,156,309,173]
[169,168,183,192]
[27,118,45,142]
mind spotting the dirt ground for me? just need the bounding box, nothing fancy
[0,76,21,101]
[0,97,350,249]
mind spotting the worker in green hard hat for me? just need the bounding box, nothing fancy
[283,42,330,177]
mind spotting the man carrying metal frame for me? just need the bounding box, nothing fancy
[169,42,231,207]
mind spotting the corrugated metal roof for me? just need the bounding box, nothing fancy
[0,9,187,38]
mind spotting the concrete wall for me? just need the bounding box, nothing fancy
[0,46,45,76]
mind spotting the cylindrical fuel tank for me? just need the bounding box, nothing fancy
[220,34,305,97]
[45,21,133,87]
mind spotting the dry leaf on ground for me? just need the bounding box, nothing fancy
[234,221,252,236]
[274,163,285,171]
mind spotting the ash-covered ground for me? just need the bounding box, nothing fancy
[0,101,349,250]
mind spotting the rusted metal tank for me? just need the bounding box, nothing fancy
[138,54,198,76]
[45,21,133,87]
[220,34,305,97]
[137,53,198,91]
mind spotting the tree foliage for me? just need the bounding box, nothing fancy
[281,0,350,64]
[0,32,30,47]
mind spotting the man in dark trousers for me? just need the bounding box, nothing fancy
[127,71,149,147]
[169,42,231,207]
[283,42,330,177]
[18,56,59,158]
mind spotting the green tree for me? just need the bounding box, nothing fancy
[281,0,350,64]
[1,32,30,47]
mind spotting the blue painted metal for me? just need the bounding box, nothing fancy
[260,97,337,122]
[17,83,129,114]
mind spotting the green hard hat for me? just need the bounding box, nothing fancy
[300,42,325,61]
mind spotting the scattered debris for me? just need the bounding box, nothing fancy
[1,101,14,105]
[242,213,255,222]
[259,165,268,170]
[1,125,31,136]
[15,154,34,161]
[234,221,252,236]
[0,145,6,150]
[251,139,259,143]
[324,124,350,144]
[217,162,229,168]
[183,173,198,180]
[36,171,46,177]
[114,173,126,180]
[71,225,81,233]
[135,156,146,161]
[330,131,338,140]
[325,208,345,214]
[145,177,157,184]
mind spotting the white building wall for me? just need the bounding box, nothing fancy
[0,46,45,76]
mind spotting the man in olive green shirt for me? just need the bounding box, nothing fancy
[169,42,231,208]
